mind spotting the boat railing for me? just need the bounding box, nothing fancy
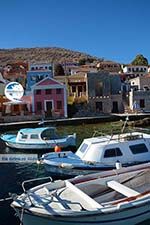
[121,133,143,141]
[21,176,53,206]
[91,132,144,145]
[22,176,53,193]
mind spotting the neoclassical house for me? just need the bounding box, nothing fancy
[32,77,67,118]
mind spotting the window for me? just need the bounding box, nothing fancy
[129,144,148,154]
[140,68,143,72]
[104,148,123,158]
[36,75,44,82]
[45,89,52,95]
[57,101,62,109]
[41,129,58,140]
[37,102,42,111]
[35,90,41,95]
[56,88,62,94]
[78,85,82,93]
[72,86,76,93]
[31,76,36,81]
[140,99,145,108]
[79,143,88,153]
[21,134,28,139]
[95,82,103,96]
[30,134,39,139]
[96,102,103,111]
[143,86,149,91]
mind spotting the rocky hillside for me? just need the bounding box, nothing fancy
[0,47,102,65]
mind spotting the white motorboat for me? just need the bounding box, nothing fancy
[11,163,150,225]
[0,127,76,150]
[41,131,150,176]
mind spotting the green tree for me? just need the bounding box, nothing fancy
[78,58,86,65]
[78,57,95,65]
[54,63,65,76]
[131,54,148,66]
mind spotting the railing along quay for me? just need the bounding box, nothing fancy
[0,113,150,132]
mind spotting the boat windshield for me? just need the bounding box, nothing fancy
[41,128,59,140]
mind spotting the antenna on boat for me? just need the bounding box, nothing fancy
[38,118,45,127]
[121,116,129,133]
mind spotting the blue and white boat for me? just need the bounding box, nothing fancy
[41,131,150,177]
[1,127,76,150]
[11,163,150,225]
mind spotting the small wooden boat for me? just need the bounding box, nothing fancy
[11,163,150,225]
[0,127,76,150]
[41,131,150,176]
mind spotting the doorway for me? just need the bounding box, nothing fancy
[112,101,119,113]
[44,100,53,116]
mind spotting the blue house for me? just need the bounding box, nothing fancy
[26,63,53,90]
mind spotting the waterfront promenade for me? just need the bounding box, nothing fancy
[0,113,150,132]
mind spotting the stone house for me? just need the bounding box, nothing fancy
[87,72,123,113]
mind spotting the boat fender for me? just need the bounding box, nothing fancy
[60,163,74,169]
[58,153,67,158]
[86,161,95,165]
[54,145,61,153]
[115,160,122,170]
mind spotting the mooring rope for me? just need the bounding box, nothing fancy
[0,196,13,202]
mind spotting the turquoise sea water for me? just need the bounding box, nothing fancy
[0,122,149,225]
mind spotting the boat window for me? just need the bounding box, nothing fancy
[30,134,39,139]
[41,129,59,140]
[104,148,123,158]
[79,143,88,153]
[21,134,28,139]
[129,143,148,154]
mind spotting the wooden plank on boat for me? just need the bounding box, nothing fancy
[65,180,103,209]
[107,180,140,197]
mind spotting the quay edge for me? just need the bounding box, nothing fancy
[0,113,150,132]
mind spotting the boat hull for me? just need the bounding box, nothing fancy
[15,203,150,225]
[43,161,150,177]
[44,164,114,177]
[4,141,75,150]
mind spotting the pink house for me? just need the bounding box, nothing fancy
[32,77,67,118]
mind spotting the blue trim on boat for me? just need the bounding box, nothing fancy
[21,207,150,223]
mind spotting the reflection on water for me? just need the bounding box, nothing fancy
[0,122,149,225]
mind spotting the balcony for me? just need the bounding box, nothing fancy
[68,92,87,104]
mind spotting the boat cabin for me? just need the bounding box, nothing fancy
[16,127,59,143]
[75,132,150,165]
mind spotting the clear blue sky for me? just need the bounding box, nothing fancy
[0,0,150,64]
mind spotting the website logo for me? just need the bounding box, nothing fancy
[4,82,24,102]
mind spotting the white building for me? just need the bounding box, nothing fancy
[129,75,150,112]
[122,65,148,77]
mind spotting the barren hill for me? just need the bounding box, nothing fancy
[0,47,102,65]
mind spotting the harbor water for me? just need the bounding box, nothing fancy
[0,122,150,225]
